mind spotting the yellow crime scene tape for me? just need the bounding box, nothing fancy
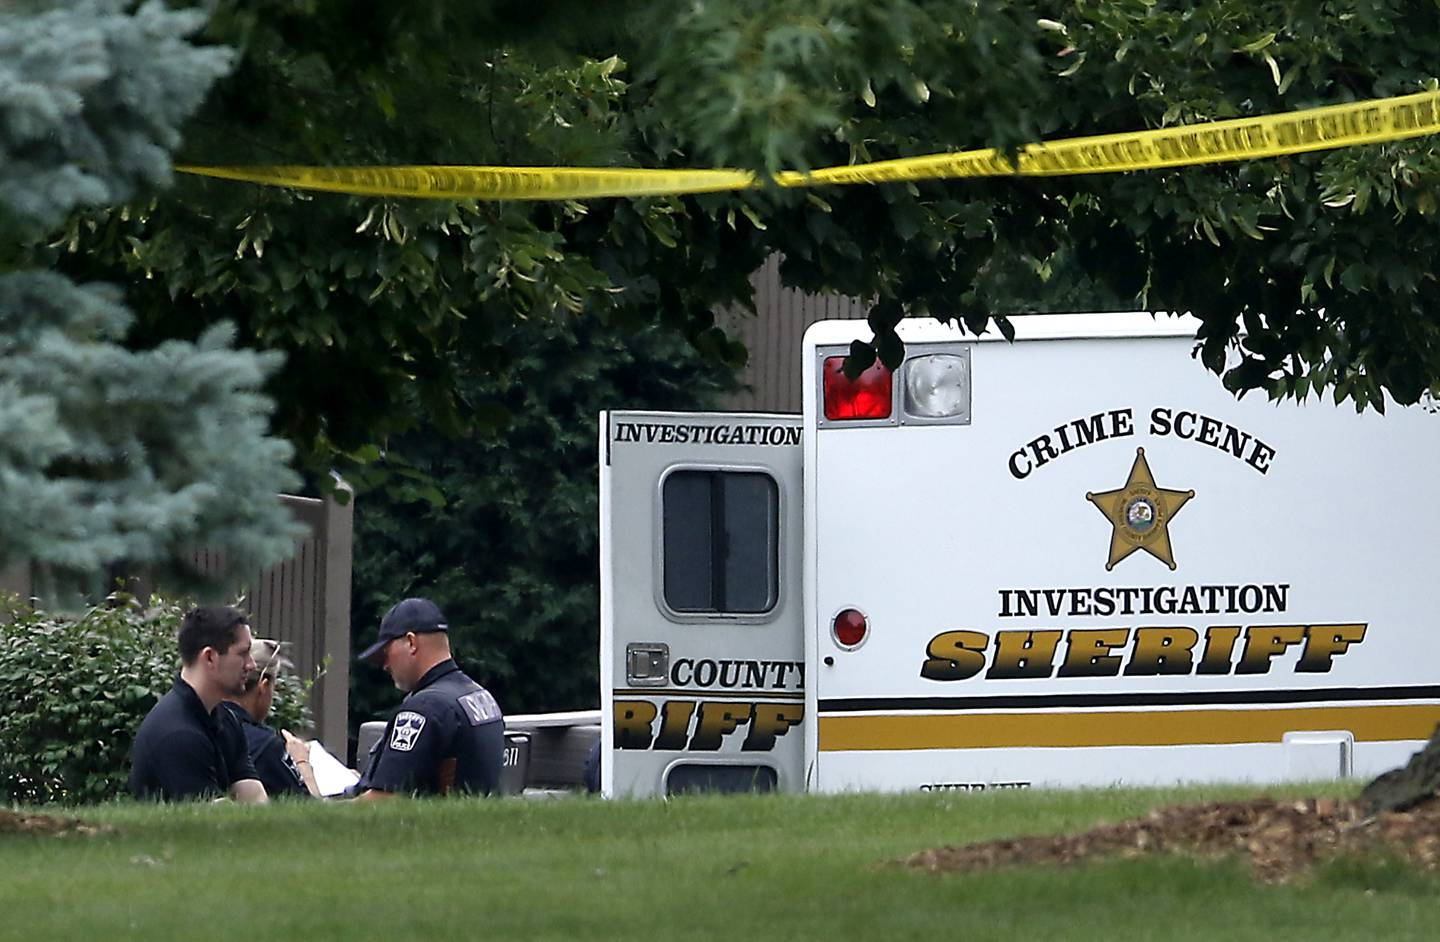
[176,89,1440,201]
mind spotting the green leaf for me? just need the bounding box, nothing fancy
[844,340,876,379]
[1239,32,1276,53]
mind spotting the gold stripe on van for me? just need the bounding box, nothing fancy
[818,704,1440,751]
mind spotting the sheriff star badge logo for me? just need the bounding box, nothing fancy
[1086,448,1195,571]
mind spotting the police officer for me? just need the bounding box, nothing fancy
[129,606,269,803]
[355,598,504,798]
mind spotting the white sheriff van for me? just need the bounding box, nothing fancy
[597,312,1440,798]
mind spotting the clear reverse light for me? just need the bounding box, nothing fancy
[904,353,971,421]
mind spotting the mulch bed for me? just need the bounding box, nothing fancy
[905,797,1440,883]
[0,808,110,838]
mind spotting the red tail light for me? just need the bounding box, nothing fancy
[832,608,869,648]
[823,357,892,420]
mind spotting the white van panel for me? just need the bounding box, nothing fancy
[803,314,1440,792]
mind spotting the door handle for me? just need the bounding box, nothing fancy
[626,643,670,686]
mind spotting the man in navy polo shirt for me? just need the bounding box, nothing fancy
[129,606,269,803]
[355,598,504,798]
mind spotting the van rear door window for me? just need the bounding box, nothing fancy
[662,470,779,615]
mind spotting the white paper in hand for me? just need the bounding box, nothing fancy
[308,740,360,797]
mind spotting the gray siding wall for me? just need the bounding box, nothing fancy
[719,254,869,414]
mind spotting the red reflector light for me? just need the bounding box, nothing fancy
[823,357,892,420]
[832,608,868,648]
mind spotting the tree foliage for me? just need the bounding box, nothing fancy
[349,317,733,722]
[38,2,1440,511]
[0,1,302,597]
[0,0,229,241]
[41,3,757,483]
[639,0,1440,410]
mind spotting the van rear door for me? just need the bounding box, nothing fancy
[599,411,805,798]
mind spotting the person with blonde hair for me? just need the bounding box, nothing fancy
[220,638,319,797]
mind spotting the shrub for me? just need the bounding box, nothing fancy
[0,593,312,805]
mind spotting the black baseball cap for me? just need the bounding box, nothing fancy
[359,598,448,663]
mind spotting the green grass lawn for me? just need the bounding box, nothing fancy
[1,783,1434,941]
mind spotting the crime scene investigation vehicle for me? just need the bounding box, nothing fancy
[582,312,1440,798]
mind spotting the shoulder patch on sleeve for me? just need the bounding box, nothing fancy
[458,689,501,725]
[389,711,427,751]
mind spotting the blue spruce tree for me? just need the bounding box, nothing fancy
[0,1,302,599]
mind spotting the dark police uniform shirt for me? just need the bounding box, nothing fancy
[129,677,259,801]
[358,659,504,796]
[218,701,310,798]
